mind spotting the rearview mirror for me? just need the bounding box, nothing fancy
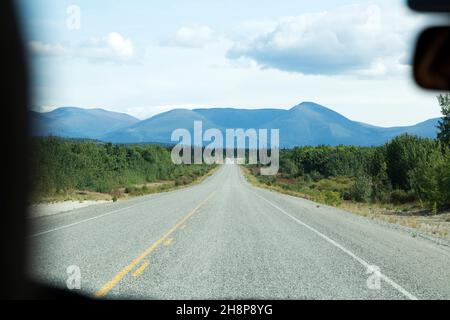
[413,26,450,90]
[408,0,450,12]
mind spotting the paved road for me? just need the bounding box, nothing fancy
[29,165,450,299]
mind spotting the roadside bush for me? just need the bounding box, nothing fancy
[313,176,353,191]
[258,175,277,186]
[124,186,136,194]
[280,157,299,177]
[390,189,416,204]
[371,181,391,203]
[305,171,324,182]
[322,191,342,206]
[349,175,372,202]
[111,188,124,200]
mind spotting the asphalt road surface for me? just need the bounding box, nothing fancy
[29,165,450,299]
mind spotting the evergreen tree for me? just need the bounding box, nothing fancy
[437,93,450,147]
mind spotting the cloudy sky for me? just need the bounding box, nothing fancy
[19,0,444,126]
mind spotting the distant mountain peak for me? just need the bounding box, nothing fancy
[291,101,339,113]
[291,101,323,109]
[32,103,439,147]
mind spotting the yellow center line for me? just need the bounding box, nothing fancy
[132,260,150,277]
[95,191,216,298]
[163,238,173,246]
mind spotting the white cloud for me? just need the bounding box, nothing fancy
[29,41,67,56]
[162,25,214,48]
[29,32,135,63]
[227,4,423,76]
[31,105,57,113]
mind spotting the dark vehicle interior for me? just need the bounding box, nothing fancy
[0,0,449,300]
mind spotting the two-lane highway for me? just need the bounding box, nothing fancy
[29,165,450,299]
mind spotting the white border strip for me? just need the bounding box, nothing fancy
[29,201,146,238]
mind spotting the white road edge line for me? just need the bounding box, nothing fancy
[252,190,419,300]
[30,168,222,239]
[28,169,222,239]
[29,201,147,238]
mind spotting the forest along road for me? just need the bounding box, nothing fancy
[29,164,450,299]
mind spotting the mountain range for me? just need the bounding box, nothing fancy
[31,107,139,139]
[31,102,440,148]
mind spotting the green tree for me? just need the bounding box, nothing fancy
[31,137,213,198]
[280,156,299,177]
[408,147,444,206]
[350,175,373,202]
[437,93,450,148]
[385,134,437,190]
[409,148,450,208]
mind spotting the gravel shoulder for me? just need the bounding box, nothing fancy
[29,200,111,218]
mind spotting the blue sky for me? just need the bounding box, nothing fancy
[19,0,443,126]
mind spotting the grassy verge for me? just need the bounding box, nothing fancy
[241,166,450,240]
[33,165,219,204]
